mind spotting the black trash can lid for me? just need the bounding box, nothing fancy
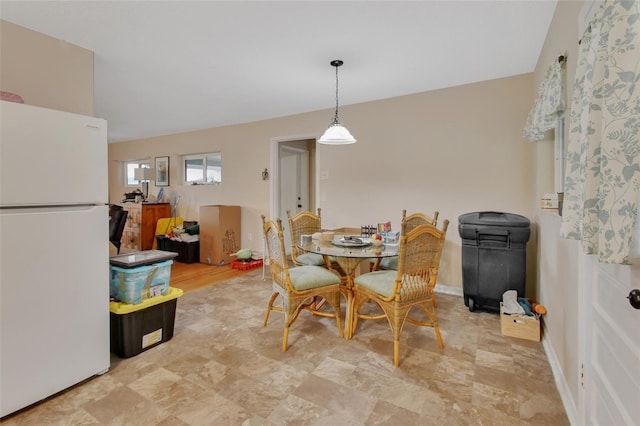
[458,211,530,227]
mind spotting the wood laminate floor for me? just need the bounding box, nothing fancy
[169,261,261,293]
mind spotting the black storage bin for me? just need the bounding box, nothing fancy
[110,287,183,358]
[156,235,172,252]
[156,236,200,263]
[172,241,199,263]
[458,211,530,313]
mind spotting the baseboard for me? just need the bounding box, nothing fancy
[541,323,578,425]
[434,283,464,297]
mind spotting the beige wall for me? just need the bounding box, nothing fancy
[1,17,542,293]
[532,0,585,415]
[533,0,583,202]
[109,73,537,291]
[0,20,94,116]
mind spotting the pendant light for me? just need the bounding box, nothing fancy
[319,60,357,145]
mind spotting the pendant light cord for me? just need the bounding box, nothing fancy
[328,59,344,125]
[333,64,340,124]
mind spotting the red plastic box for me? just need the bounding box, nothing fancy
[231,259,263,271]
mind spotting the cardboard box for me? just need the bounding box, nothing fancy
[377,222,391,233]
[199,205,241,266]
[382,230,400,243]
[500,302,541,342]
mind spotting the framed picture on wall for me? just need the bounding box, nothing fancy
[155,156,169,186]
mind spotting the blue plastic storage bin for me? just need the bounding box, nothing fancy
[109,259,173,304]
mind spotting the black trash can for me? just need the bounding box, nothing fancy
[458,211,530,313]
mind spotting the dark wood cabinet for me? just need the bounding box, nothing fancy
[120,203,170,253]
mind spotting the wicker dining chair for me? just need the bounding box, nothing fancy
[286,208,332,268]
[261,215,343,351]
[371,209,439,272]
[354,219,449,366]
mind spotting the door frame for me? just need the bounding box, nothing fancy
[280,144,310,217]
[269,134,319,228]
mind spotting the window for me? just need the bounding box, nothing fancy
[125,160,150,186]
[184,152,221,185]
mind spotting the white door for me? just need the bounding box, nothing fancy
[278,144,311,252]
[578,255,640,425]
[575,2,639,423]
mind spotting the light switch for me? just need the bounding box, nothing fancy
[320,171,329,180]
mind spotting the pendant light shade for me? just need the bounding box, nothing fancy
[319,123,357,145]
[319,60,356,145]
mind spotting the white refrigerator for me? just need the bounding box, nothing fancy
[0,101,110,417]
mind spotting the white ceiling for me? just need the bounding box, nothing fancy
[1,1,557,143]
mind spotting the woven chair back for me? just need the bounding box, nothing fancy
[286,208,322,264]
[395,222,448,300]
[261,216,291,291]
[401,209,439,231]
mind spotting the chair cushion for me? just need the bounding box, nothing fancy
[378,256,398,270]
[289,265,341,291]
[368,256,398,270]
[296,252,327,266]
[354,270,397,298]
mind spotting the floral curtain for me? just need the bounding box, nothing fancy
[561,0,640,265]
[523,58,566,142]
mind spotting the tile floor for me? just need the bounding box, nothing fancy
[1,270,569,425]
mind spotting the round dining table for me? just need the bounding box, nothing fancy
[297,235,399,338]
